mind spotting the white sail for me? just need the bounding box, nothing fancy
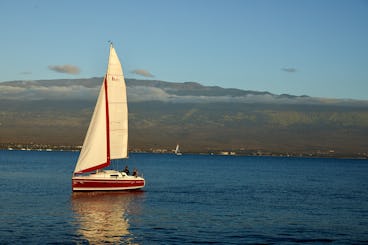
[106,46,128,160]
[175,144,180,154]
[74,84,107,173]
[74,45,128,174]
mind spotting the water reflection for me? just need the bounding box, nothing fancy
[71,191,144,244]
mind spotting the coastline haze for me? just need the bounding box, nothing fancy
[1,78,367,158]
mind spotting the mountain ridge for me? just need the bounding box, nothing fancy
[2,77,366,105]
[1,78,367,157]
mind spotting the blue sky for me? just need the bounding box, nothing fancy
[0,0,367,100]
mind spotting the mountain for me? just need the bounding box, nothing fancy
[1,78,368,157]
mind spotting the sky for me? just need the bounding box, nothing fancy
[0,0,367,100]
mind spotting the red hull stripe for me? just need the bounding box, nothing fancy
[72,179,145,189]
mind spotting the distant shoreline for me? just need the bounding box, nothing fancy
[1,144,367,160]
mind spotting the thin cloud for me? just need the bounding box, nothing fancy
[48,64,80,75]
[281,67,297,73]
[1,80,365,106]
[0,83,98,100]
[131,69,154,78]
[128,86,169,102]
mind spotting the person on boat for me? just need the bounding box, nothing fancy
[133,168,138,177]
[124,166,130,175]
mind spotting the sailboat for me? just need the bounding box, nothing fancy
[72,44,145,191]
[174,144,182,155]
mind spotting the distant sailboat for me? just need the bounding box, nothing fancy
[72,44,145,191]
[174,144,182,155]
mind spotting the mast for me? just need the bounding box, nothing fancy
[104,75,111,166]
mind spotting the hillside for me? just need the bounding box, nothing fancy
[1,78,368,157]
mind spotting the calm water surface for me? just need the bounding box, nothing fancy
[0,150,367,244]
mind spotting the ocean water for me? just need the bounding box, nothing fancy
[0,150,367,244]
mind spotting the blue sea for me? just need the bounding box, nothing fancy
[0,150,367,244]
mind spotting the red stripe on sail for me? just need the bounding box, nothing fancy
[104,76,111,166]
[74,161,110,174]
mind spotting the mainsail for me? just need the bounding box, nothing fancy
[74,45,128,174]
